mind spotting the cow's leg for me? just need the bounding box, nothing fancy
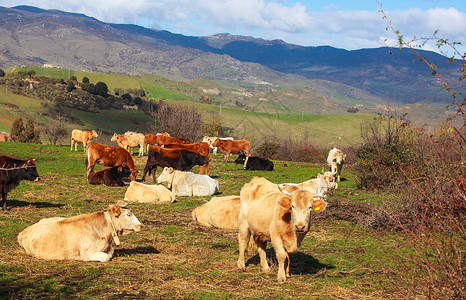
[237,216,251,271]
[285,252,292,278]
[224,152,229,162]
[1,192,7,211]
[151,166,157,183]
[70,139,74,151]
[85,251,111,262]
[272,239,288,283]
[256,239,270,273]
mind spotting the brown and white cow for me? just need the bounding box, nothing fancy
[86,143,139,181]
[70,129,98,152]
[202,136,234,155]
[237,178,327,283]
[124,181,175,204]
[144,133,189,151]
[327,148,346,182]
[0,155,40,211]
[111,133,145,156]
[17,201,141,262]
[192,195,240,230]
[212,138,250,162]
[163,141,210,175]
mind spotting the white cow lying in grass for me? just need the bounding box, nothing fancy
[124,181,175,204]
[17,201,141,262]
[156,167,219,196]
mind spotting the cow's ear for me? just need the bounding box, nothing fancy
[169,167,174,173]
[312,199,327,212]
[118,166,123,172]
[26,159,35,165]
[109,205,121,217]
[278,195,292,209]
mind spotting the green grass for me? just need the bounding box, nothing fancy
[0,141,411,299]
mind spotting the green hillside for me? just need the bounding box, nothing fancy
[0,68,373,146]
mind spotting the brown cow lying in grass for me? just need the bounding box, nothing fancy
[237,177,327,283]
[17,201,141,262]
[87,165,132,187]
[70,129,98,152]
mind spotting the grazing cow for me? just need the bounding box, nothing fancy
[17,201,141,261]
[237,182,327,283]
[212,138,250,162]
[235,152,274,171]
[70,129,98,152]
[327,148,346,182]
[0,155,40,211]
[111,133,145,156]
[202,136,234,155]
[142,145,207,182]
[279,172,338,196]
[144,133,190,151]
[163,141,210,175]
[124,181,175,204]
[192,195,240,230]
[85,143,139,181]
[156,167,218,196]
[87,165,132,187]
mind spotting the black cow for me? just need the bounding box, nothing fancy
[235,152,274,171]
[0,155,40,211]
[87,165,132,187]
[142,145,208,182]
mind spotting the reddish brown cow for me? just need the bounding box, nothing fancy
[85,143,139,181]
[144,134,190,151]
[163,141,210,175]
[212,138,250,162]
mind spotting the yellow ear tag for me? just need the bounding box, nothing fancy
[114,212,119,217]
[314,206,321,211]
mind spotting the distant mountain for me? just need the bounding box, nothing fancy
[0,5,462,105]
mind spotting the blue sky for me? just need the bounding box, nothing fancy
[1,0,465,56]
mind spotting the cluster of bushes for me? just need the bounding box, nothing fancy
[10,117,41,144]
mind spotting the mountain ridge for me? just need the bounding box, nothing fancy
[0,5,462,105]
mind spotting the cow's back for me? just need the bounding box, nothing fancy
[192,195,240,229]
[124,181,175,203]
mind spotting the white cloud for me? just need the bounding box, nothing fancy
[2,0,465,54]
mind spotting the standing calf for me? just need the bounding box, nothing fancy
[327,148,346,182]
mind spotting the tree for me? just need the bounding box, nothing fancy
[10,117,41,143]
[11,117,25,142]
[41,114,68,145]
[0,68,5,77]
[66,81,75,92]
[82,77,89,84]
[95,82,108,96]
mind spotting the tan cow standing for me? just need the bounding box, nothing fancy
[237,178,327,283]
[111,133,145,156]
[17,201,141,262]
[327,148,346,182]
[70,129,98,152]
[192,195,240,230]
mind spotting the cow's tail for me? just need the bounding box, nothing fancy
[84,149,89,170]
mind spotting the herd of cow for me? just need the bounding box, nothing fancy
[1,128,346,283]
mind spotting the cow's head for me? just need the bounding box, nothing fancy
[277,187,327,233]
[108,201,142,234]
[118,164,132,178]
[318,172,338,191]
[156,167,175,184]
[195,153,208,166]
[211,138,220,147]
[183,138,190,144]
[110,133,119,142]
[90,130,98,139]
[22,159,40,182]
[234,151,247,164]
[129,168,139,181]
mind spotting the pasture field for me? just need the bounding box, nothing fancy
[0,142,404,299]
